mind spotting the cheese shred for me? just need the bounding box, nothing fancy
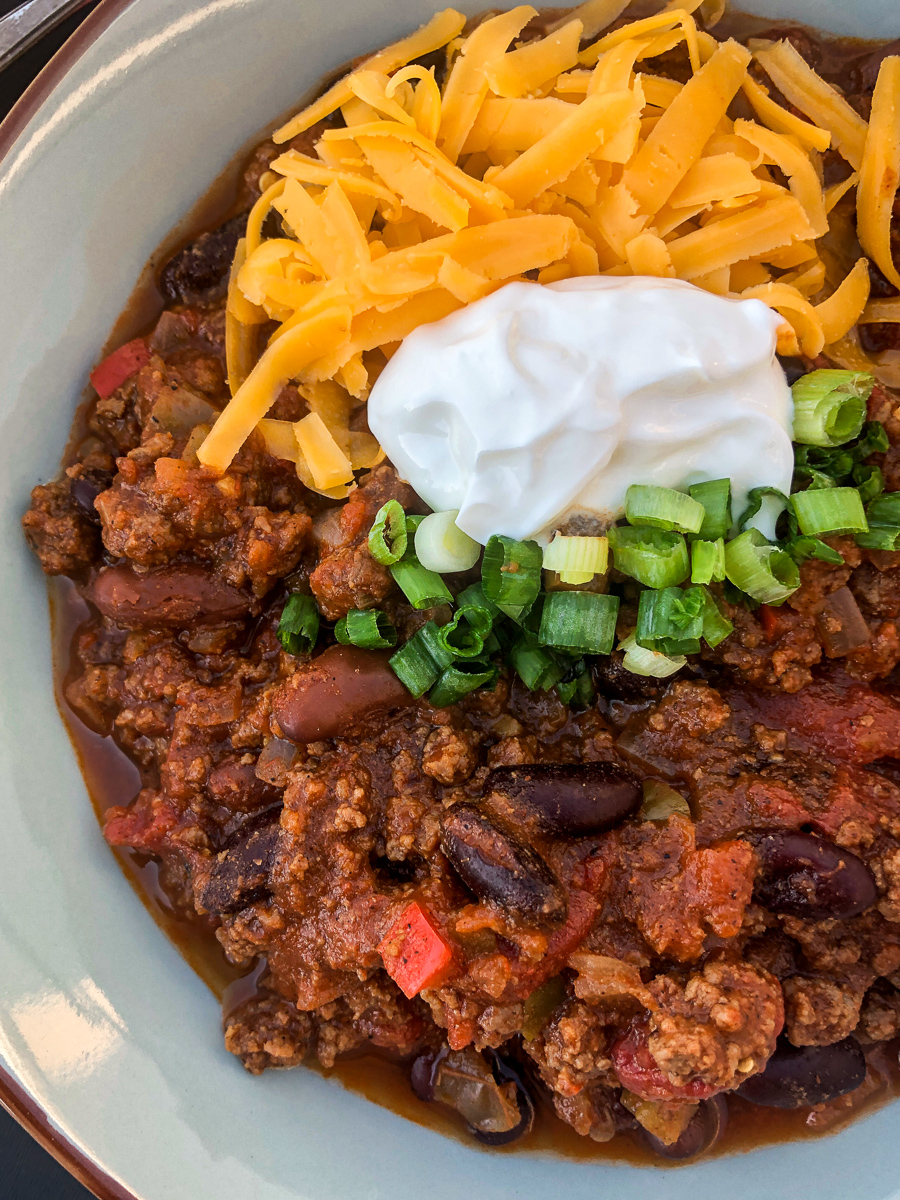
[198,7,888,482]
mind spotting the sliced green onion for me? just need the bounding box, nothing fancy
[700,588,733,648]
[786,536,844,565]
[791,369,872,447]
[608,525,690,588]
[538,591,619,655]
[792,487,868,536]
[866,491,900,527]
[428,660,498,707]
[856,526,900,550]
[456,581,501,621]
[542,535,609,585]
[635,586,703,656]
[619,633,685,679]
[406,514,426,535]
[389,558,454,609]
[334,608,397,649]
[389,623,449,697]
[625,484,705,534]
[482,535,543,621]
[737,486,791,533]
[556,659,595,708]
[856,421,889,457]
[691,538,725,585]
[414,509,481,574]
[509,634,567,691]
[688,479,732,540]
[522,976,568,1041]
[368,500,407,565]
[277,594,320,656]
[853,464,885,505]
[723,528,800,605]
[436,605,493,659]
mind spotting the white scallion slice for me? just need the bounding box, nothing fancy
[542,534,609,584]
[618,633,686,679]
[414,510,481,574]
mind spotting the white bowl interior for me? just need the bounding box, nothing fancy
[1,0,899,1197]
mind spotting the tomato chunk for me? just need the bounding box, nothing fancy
[89,337,151,399]
[379,901,455,999]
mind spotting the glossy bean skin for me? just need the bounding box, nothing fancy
[207,756,279,813]
[485,762,642,837]
[636,1095,728,1160]
[196,812,281,915]
[474,1053,535,1147]
[753,830,877,920]
[159,212,247,304]
[272,644,414,743]
[88,563,251,628]
[440,805,567,922]
[738,1036,866,1108]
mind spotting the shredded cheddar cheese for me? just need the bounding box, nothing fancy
[199,7,888,487]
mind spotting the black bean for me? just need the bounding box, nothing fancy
[636,1095,728,1161]
[69,471,112,523]
[777,356,810,386]
[485,762,642,837]
[159,212,248,304]
[441,806,567,922]
[593,653,664,701]
[738,1036,866,1108]
[753,830,877,920]
[196,812,281,915]
[471,1052,534,1147]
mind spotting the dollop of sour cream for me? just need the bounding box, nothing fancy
[367,276,794,544]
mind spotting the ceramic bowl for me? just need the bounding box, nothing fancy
[1,0,899,1197]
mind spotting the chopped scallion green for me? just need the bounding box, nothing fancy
[691,538,725,585]
[723,528,800,605]
[700,588,733,648]
[368,500,407,566]
[853,464,885,506]
[608,526,690,588]
[785,536,844,565]
[556,659,595,708]
[429,661,498,707]
[334,608,397,649]
[856,526,900,550]
[792,487,868,536]
[538,591,619,655]
[635,586,704,656]
[866,491,900,528]
[389,558,454,609]
[791,369,872,447]
[509,634,567,691]
[436,605,493,659]
[388,624,447,697]
[619,633,686,679]
[456,581,501,621]
[737,486,791,533]
[625,484,705,534]
[688,479,732,540]
[482,535,543,621]
[277,594,320,656]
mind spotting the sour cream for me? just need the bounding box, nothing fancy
[367,276,794,544]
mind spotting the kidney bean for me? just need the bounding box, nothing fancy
[440,805,567,922]
[485,762,642,837]
[272,644,414,743]
[196,812,281,915]
[159,212,248,304]
[69,470,113,523]
[611,1021,720,1102]
[207,756,278,812]
[753,830,877,920]
[738,1036,866,1108]
[593,654,664,702]
[636,1095,728,1161]
[88,563,252,628]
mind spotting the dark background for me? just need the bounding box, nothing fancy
[1,6,101,1194]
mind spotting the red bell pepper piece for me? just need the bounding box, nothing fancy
[89,337,151,399]
[758,604,781,643]
[379,901,455,999]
